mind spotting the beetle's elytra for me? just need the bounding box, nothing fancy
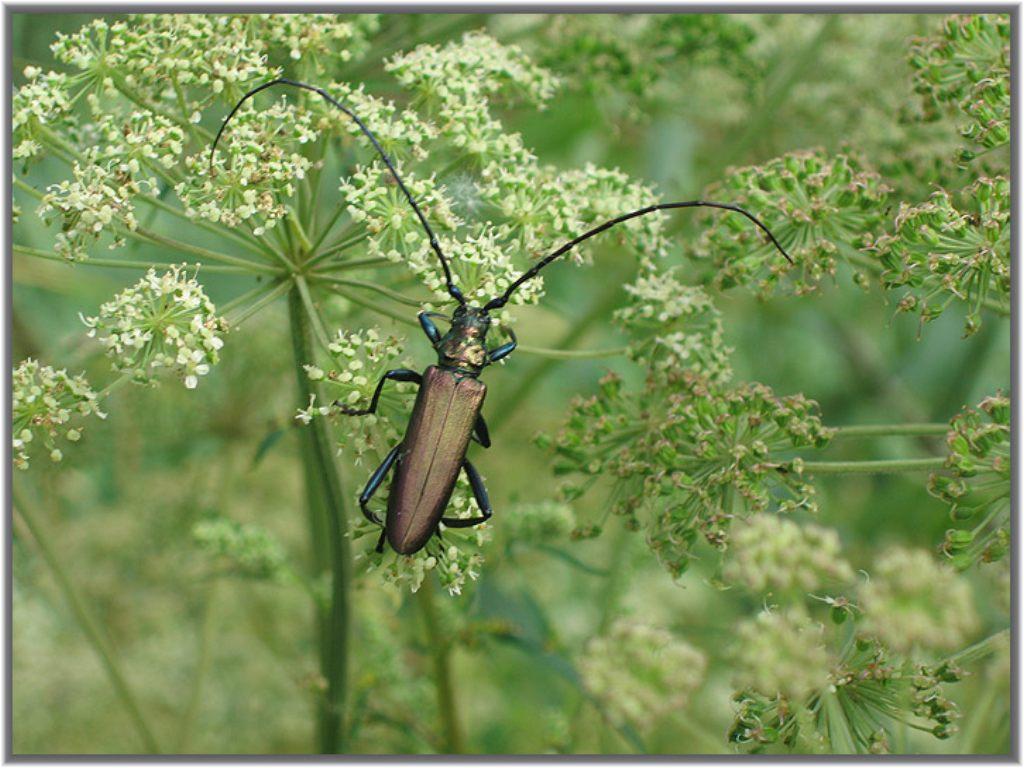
[213,78,792,555]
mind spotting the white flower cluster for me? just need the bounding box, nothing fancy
[723,514,855,594]
[260,14,380,64]
[93,107,185,174]
[579,620,707,729]
[39,159,155,261]
[386,31,558,111]
[51,17,270,111]
[438,230,545,308]
[859,546,979,653]
[732,608,831,702]
[354,479,490,597]
[387,32,557,168]
[81,265,227,388]
[297,327,412,461]
[323,82,437,162]
[13,68,73,160]
[13,358,106,470]
[179,98,316,235]
[339,162,459,263]
[616,268,732,383]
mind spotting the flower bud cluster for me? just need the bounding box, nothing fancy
[260,14,379,66]
[579,620,707,729]
[192,514,288,581]
[94,108,185,174]
[542,371,832,577]
[13,359,105,470]
[81,265,227,388]
[723,514,854,594]
[909,14,1010,158]
[858,546,979,653]
[871,177,1009,336]
[694,149,891,297]
[502,500,577,544]
[929,393,1009,568]
[732,608,830,702]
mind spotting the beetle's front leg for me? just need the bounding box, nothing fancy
[487,326,517,364]
[418,311,445,345]
[336,368,421,416]
[441,460,492,528]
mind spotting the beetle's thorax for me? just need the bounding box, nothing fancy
[436,306,491,375]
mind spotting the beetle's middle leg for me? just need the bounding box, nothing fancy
[359,444,400,530]
[336,368,421,416]
[441,459,493,528]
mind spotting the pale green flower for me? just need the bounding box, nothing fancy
[193,515,288,581]
[859,546,979,653]
[732,608,830,702]
[580,620,706,729]
[723,514,854,594]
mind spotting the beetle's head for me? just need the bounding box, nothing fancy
[437,305,491,373]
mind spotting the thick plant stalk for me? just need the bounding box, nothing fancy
[417,584,464,754]
[12,488,161,753]
[288,288,352,754]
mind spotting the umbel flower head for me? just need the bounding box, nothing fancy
[614,267,732,384]
[13,359,106,470]
[870,176,1009,336]
[694,149,891,297]
[909,14,1010,159]
[579,620,707,731]
[730,630,965,754]
[930,392,1009,569]
[541,371,832,577]
[723,514,855,595]
[858,545,979,654]
[81,265,227,388]
[297,327,413,462]
[38,158,155,262]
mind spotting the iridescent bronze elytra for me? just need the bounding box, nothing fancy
[214,78,792,555]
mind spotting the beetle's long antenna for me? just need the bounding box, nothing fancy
[210,77,466,305]
[483,201,792,311]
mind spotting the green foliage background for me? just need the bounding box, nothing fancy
[12,13,1010,755]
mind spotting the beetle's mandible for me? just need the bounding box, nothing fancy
[212,78,793,555]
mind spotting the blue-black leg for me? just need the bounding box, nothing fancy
[359,444,401,526]
[336,368,421,415]
[471,413,491,448]
[487,326,517,364]
[441,460,493,528]
[418,311,444,344]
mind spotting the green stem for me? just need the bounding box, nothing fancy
[831,423,949,438]
[14,244,257,274]
[13,487,161,753]
[295,275,333,351]
[131,227,280,274]
[288,289,352,755]
[799,457,947,475]
[226,279,292,328]
[312,275,427,308]
[176,584,216,752]
[417,584,465,754]
[516,344,627,360]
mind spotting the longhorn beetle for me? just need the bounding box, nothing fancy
[213,78,793,556]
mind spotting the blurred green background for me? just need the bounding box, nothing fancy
[11,13,1010,755]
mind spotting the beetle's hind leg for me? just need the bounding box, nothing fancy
[359,444,401,529]
[440,460,493,529]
